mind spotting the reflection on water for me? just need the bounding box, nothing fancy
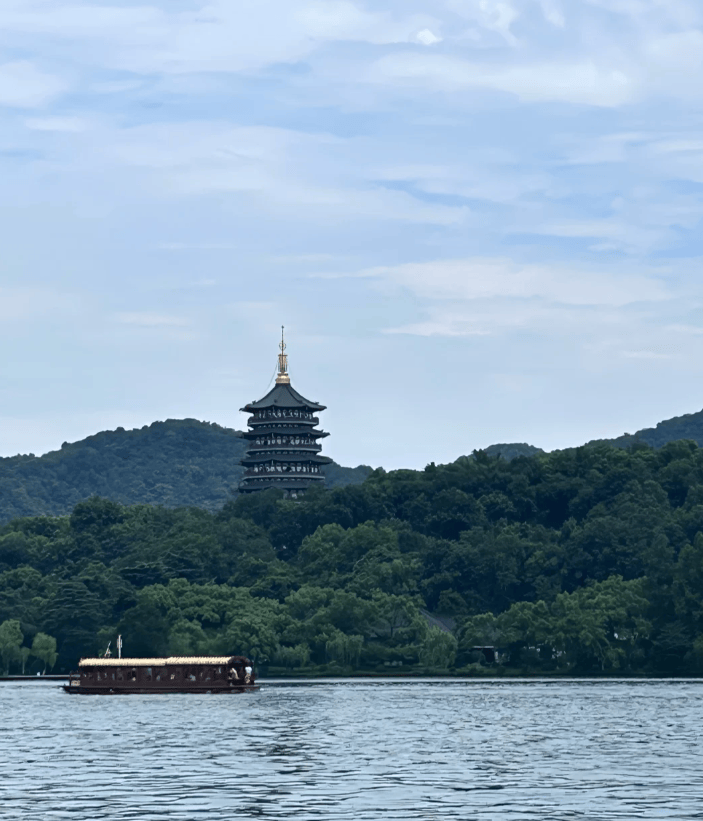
[2,679,702,819]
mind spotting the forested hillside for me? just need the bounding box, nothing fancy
[4,406,703,524]
[597,407,703,449]
[0,419,372,524]
[466,408,703,461]
[2,440,703,676]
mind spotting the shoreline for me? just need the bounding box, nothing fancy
[3,674,703,684]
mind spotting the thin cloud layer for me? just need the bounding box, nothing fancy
[0,0,702,467]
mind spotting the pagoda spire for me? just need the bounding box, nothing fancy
[276,325,290,385]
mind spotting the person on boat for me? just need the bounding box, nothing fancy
[244,665,252,683]
[228,667,239,683]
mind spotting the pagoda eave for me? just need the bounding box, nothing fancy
[240,382,326,413]
[241,453,332,466]
[241,427,329,439]
[246,417,320,429]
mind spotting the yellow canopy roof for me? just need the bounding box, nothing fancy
[79,656,236,667]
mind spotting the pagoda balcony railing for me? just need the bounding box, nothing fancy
[242,466,324,477]
[241,474,324,482]
[247,442,322,452]
[248,415,320,426]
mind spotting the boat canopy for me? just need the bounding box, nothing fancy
[78,656,242,667]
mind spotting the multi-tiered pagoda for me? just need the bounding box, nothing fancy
[238,329,331,497]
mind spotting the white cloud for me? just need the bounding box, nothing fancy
[621,350,673,360]
[115,312,190,326]
[644,29,703,72]
[538,0,565,27]
[24,115,89,132]
[447,0,520,43]
[383,299,631,338]
[0,1,439,74]
[534,218,669,254]
[416,28,441,45]
[89,121,467,224]
[0,61,66,107]
[373,160,550,205]
[359,258,670,306]
[0,287,81,321]
[369,54,635,107]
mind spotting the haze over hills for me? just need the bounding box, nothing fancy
[3,407,703,525]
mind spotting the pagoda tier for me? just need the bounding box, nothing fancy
[238,330,331,498]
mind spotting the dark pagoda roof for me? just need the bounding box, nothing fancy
[241,381,326,413]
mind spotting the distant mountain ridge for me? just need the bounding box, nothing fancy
[466,408,703,462]
[4,407,703,525]
[0,419,372,524]
[481,443,545,460]
[590,408,703,450]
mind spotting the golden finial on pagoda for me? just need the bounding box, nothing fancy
[276,325,290,384]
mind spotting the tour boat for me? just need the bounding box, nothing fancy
[63,655,257,694]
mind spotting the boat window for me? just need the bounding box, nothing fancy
[145,667,153,681]
[155,668,166,681]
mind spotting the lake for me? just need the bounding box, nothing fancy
[2,679,702,819]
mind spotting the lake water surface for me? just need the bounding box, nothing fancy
[1,679,702,820]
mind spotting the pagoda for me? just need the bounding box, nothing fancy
[238,328,331,497]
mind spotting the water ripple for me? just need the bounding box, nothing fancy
[2,680,703,819]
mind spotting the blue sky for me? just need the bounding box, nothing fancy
[1,0,703,469]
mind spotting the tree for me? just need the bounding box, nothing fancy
[419,627,457,669]
[325,631,364,667]
[547,576,650,672]
[457,612,501,663]
[31,632,58,673]
[222,614,279,664]
[0,619,23,674]
[274,643,310,670]
[168,619,209,656]
[497,600,550,667]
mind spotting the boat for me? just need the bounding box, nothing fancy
[63,655,257,694]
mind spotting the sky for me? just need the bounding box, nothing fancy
[2,0,703,470]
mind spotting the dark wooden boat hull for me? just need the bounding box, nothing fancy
[63,684,259,695]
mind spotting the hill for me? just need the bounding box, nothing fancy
[0,419,372,524]
[463,409,703,462]
[481,443,545,460]
[4,406,703,525]
[3,437,703,675]
[593,408,703,450]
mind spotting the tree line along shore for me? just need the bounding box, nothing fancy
[2,440,703,677]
